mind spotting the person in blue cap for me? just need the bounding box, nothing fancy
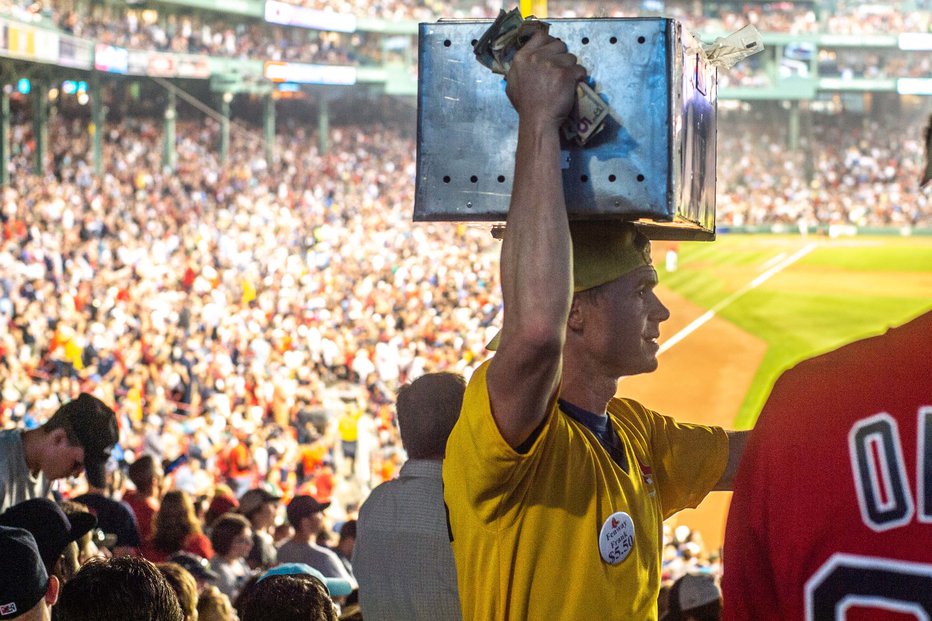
[241,563,352,621]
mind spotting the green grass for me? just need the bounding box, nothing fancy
[656,235,932,429]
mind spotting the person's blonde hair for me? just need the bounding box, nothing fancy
[198,585,235,621]
[157,562,199,621]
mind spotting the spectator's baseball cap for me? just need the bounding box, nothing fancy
[238,485,283,518]
[486,221,652,350]
[286,495,330,527]
[59,393,119,488]
[662,572,721,620]
[167,552,219,583]
[258,563,353,597]
[0,498,97,572]
[0,526,49,619]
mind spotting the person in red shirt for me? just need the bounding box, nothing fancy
[224,434,254,498]
[123,454,163,544]
[723,310,932,620]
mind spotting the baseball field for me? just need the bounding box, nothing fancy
[618,232,932,553]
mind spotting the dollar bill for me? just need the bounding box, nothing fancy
[562,82,611,145]
[473,8,524,72]
[703,24,764,70]
[491,19,550,74]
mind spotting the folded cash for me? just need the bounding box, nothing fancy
[562,82,610,145]
[473,7,618,146]
[702,24,764,69]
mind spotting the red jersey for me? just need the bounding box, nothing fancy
[723,311,932,621]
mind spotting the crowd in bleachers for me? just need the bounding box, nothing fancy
[3,0,931,72]
[0,97,928,499]
[716,107,931,228]
[3,108,502,510]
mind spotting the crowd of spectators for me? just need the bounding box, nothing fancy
[2,0,930,71]
[2,103,502,515]
[716,106,931,229]
[0,66,929,617]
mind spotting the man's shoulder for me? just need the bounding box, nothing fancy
[277,539,304,552]
[359,478,399,508]
[607,397,654,422]
[74,492,114,509]
[311,541,341,557]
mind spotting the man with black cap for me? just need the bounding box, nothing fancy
[442,31,748,621]
[0,393,118,512]
[0,525,60,620]
[0,498,97,576]
[276,495,355,583]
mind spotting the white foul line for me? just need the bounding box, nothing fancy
[657,243,818,356]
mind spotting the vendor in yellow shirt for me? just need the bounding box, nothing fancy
[443,32,748,621]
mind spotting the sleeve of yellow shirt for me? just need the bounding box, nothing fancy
[641,405,729,519]
[445,361,557,529]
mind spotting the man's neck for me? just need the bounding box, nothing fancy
[20,428,43,475]
[558,376,615,416]
[291,530,315,544]
[560,345,621,413]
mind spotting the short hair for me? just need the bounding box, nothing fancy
[338,519,356,542]
[241,575,338,621]
[56,556,184,621]
[41,392,115,444]
[395,372,466,459]
[197,585,235,621]
[209,513,251,557]
[157,562,199,621]
[128,454,162,493]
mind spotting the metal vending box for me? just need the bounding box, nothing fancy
[414,17,717,240]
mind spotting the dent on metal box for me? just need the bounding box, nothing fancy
[414,17,717,241]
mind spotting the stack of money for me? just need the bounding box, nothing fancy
[474,7,616,146]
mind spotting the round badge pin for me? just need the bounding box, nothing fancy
[599,511,635,565]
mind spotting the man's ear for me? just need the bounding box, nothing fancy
[48,428,71,449]
[567,295,585,332]
[45,575,60,606]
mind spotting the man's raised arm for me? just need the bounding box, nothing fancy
[486,32,586,449]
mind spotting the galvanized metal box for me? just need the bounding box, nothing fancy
[414,17,717,240]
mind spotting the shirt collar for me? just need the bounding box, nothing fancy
[399,459,443,479]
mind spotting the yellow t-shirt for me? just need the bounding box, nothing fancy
[443,362,728,621]
[338,408,363,442]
